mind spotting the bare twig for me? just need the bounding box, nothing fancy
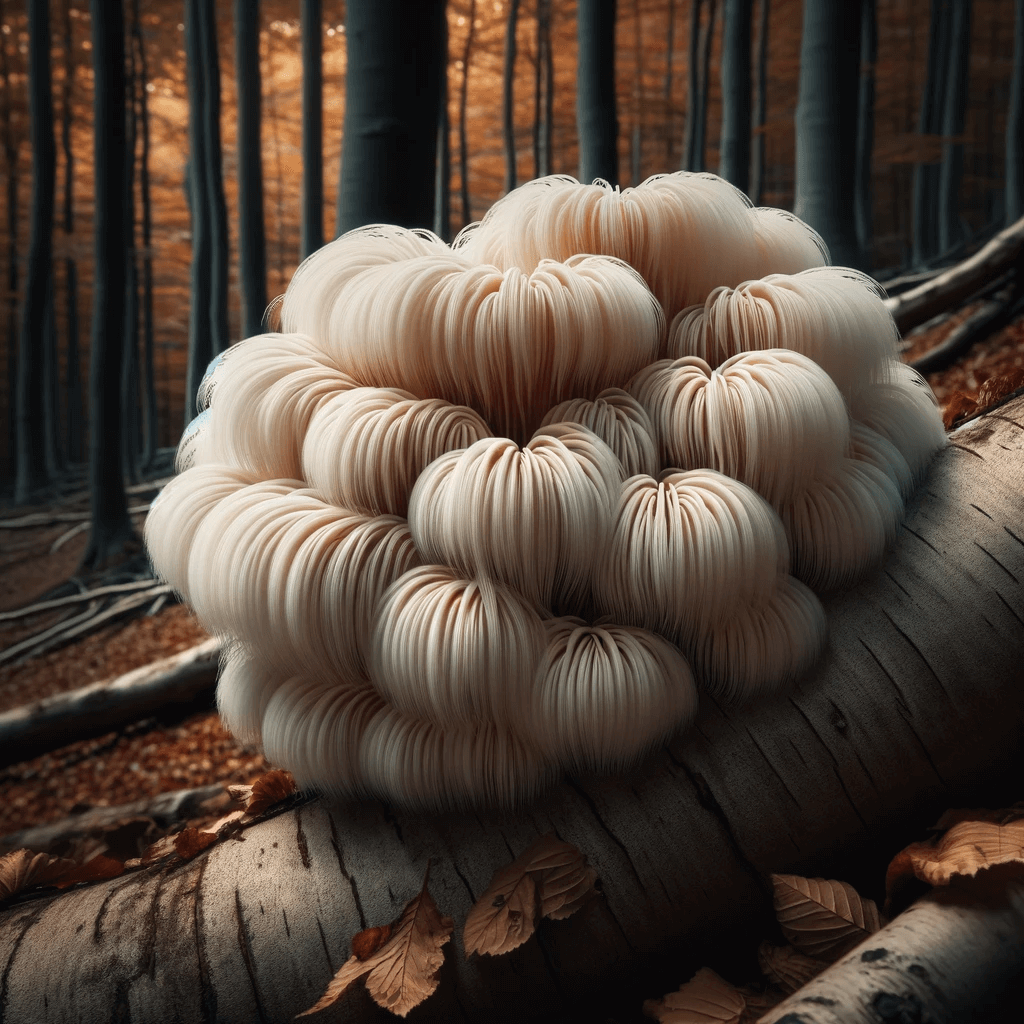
[0,580,161,623]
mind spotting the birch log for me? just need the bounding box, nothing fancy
[1,401,1023,1024]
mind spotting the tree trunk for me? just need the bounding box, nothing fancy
[749,0,769,204]
[630,0,642,186]
[683,0,702,170]
[718,0,752,193]
[855,0,877,268]
[502,0,520,194]
[793,0,861,269]
[61,0,84,466]
[937,0,973,256]
[533,0,553,179]
[121,18,140,483]
[335,0,446,234]
[235,0,269,339]
[83,0,137,569]
[183,0,212,424]
[3,402,1023,1022]
[663,0,676,168]
[434,18,451,242]
[300,0,324,259]
[577,0,618,185]
[458,0,476,229]
[14,0,56,504]
[0,0,18,471]
[693,0,717,174]
[200,0,230,354]
[912,0,952,268]
[1007,0,1024,224]
[132,0,157,469]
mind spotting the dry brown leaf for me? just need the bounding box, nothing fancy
[0,849,59,902]
[50,853,125,889]
[173,828,221,862]
[757,942,828,994]
[299,867,453,1019]
[643,967,747,1023]
[737,987,784,1022]
[942,390,977,429]
[771,874,883,962]
[351,924,392,961]
[234,769,296,817]
[463,835,597,956]
[886,818,1024,899]
[931,803,1024,832]
[977,368,1024,412]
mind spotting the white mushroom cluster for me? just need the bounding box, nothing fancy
[146,172,946,810]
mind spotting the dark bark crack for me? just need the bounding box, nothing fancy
[564,778,645,892]
[233,888,268,1024]
[326,813,368,931]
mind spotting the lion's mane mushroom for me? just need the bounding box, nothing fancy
[146,170,946,810]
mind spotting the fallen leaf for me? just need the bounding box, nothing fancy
[931,803,1024,831]
[771,874,883,961]
[886,817,1024,899]
[737,987,783,1022]
[300,867,454,1018]
[351,924,392,961]
[232,769,296,817]
[643,967,746,1023]
[463,835,597,956]
[173,828,221,862]
[0,849,59,903]
[942,390,977,429]
[49,854,125,889]
[977,368,1024,412]
[757,942,828,994]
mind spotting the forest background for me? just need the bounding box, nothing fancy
[0,0,1016,479]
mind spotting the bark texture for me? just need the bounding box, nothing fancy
[718,0,752,193]
[577,0,618,185]
[1,403,1023,1022]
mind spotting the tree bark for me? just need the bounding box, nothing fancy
[630,0,642,186]
[458,0,477,228]
[912,0,952,268]
[235,0,269,338]
[183,0,212,423]
[502,0,520,194]
[937,0,973,256]
[663,0,676,168]
[335,0,446,234]
[683,0,702,171]
[534,0,553,179]
[577,0,618,185]
[200,0,230,354]
[693,0,717,174]
[300,0,324,259]
[14,0,56,504]
[83,0,137,570]
[434,7,451,241]
[749,0,769,204]
[121,17,140,483]
[0,0,19,470]
[855,0,877,268]
[1007,0,1024,225]
[3,402,1023,1023]
[718,0,752,193]
[61,0,84,466]
[793,0,861,269]
[132,0,157,468]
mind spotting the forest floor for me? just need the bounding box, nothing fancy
[1,313,1023,842]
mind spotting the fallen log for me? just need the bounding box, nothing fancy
[759,877,1024,1023]
[0,402,1022,1024]
[0,637,221,769]
[885,214,1024,334]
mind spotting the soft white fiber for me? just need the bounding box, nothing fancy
[301,387,491,516]
[528,617,698,771]
[408,431,621,610]
[215,644,288,747]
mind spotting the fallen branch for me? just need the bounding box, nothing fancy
[0,579,160,623]
[759,879,1024,1023]
[0,637,221,769]
[885,214,1024,334]
[0,504,152,530]
[0,784,232,855]
[0,601,103,666]
[910,283,1023,376]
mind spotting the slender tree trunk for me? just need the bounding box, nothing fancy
[502,0,520,193]
[236,0,269,339]
[84,0,137,568]
[200,0,229,354]
[718,0,752,192]
[14,0,56,504]
[693,0,717,173]
[183,0,212,423]
[749,0,769,204]
[434,11,451,241]
[664,0,676,167]
[630,0,643,186]
[335,0,446,234]
[43,271,61,473]
[855,0,877,267]
[684,0,702,170]
[0,2,18,471]
[543,0,554,174]
[132,0,156,469]
[912,0,952,267]
[937,0,973,255]
[300,0,324,258]
[534,0,554,178]
[459,0,477,228]
[61,0,83,465]
[793,0,861,269]
[577,0,618,185]
[121,15,139,483]
[1007,0,1024,224]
